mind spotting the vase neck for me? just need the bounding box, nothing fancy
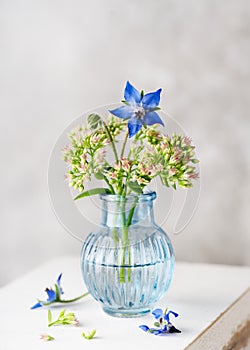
[100,192,156,228]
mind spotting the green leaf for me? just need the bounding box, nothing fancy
[87,114,101,129]
[48,310,52,324]
[154,322,160,327]
[127,181,143,194]
[46,335,55,341]
[87,113,101,123]
[178,180,192,188]
[121,100,129,105]
[55,283,60,299]
[40,334,55,341]
[74,188,112,200]
[59,309,65,318]
[94,172,105,180]
[81,329,96,340]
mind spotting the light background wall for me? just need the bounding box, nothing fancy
[0,0,249,286]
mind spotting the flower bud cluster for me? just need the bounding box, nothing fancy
[108,115,127,137]
[48,309,79,327]
[63,127,110,192]
[104,157,133,192]
[63,116,199,195]
[133,128,199,189]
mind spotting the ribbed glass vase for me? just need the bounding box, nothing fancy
[81,192,174,317]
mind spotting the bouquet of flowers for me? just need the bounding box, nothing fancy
[63,81,199,200]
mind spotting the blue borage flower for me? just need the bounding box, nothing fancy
[31,273,88,309]
[139,308,181,336]
[31,273,63,309]
[109,81,164,138]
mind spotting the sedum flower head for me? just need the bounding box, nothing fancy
[63,116,127,193]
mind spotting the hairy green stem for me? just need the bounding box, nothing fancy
[120,131,129,159]
[42,292,89,306]
[102,121,119,163]
[58,292,89,303]
[103,175,115,194]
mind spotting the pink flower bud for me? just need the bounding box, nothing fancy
[183,136,192,145]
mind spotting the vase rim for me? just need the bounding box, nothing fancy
[100,191,156,202]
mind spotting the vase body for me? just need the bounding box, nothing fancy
[81,192,174,317]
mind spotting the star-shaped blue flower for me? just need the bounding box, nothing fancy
[110,81,164,138]
[31,273,64,309]
[139,308,181,336]
[31,273,89,310]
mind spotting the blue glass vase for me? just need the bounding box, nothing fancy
[81,192,174,317]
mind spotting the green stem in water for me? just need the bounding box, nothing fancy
[112,201,121,243]
[113,197,139,284]
[112,227,119,243]
[123,198,138,282]
[119,198,131,283]
[126,197,138,227]
[102,121,119,163]
[120,227,129,283]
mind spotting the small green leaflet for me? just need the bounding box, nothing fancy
[81,329,96,340]
[59,309,65,318]
[74,188,112,201]
[94,172,105,180]
[127,181,143,194]
[48,309,52,324]
[40,334,55,341]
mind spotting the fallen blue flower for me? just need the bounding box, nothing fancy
[31,274,63,309]
[152,308,179,323]
[31,273,88,309]
[139,307,181,336]
[110,81,164,138]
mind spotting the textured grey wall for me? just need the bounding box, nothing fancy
[1,0,249,286]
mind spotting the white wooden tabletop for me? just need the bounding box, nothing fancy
[0,256,249,350]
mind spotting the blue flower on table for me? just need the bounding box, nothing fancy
[139,308,181,335]
[31,273,89,310]
[31,273,64,309]
[109,81,164,138]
